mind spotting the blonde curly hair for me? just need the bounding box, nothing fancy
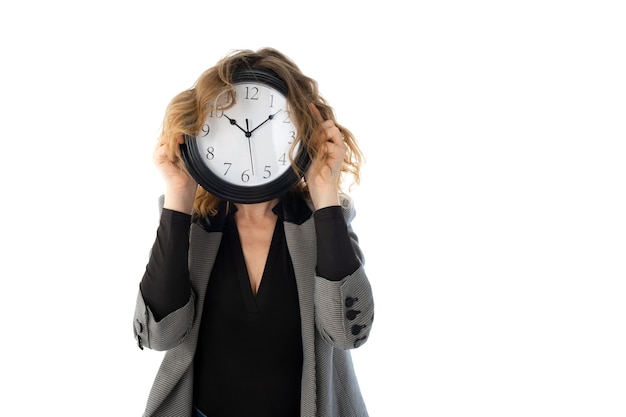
[159,47,363,217]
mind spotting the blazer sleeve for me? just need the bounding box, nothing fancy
[132,195,196,351]
[314,195,374,350]
[133,288,196,351]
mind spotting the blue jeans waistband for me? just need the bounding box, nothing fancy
[192,405,208,417]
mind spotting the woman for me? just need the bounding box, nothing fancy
[133,47,374,417]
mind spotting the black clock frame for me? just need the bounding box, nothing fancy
[180,68,310,204]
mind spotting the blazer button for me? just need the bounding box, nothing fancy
[353,336,367,348]
[345,297,358,308]
[346,309,361,320]
[351,324,367,335]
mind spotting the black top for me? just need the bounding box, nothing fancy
[140,195,360,417]
[194,206,302,416]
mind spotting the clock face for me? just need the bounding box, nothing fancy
[180,70,309,204]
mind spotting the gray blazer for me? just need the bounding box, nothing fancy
[133,195,374,416]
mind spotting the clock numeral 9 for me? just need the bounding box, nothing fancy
[201,124,210,136]
[206,146,215,160]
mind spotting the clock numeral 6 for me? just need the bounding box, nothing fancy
[241,169,251,182]
[206,146,215,160]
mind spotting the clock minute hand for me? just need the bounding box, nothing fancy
[249,109,283,135]
[222,113,248,135]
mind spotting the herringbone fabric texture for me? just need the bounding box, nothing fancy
[133,196,374,417]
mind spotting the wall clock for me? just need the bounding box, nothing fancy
[180,68,309,204]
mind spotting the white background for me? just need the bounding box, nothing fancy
[1,1,625,416]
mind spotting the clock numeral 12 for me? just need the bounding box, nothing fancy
[245,86,259,100]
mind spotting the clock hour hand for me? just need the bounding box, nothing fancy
[222,113,249,135]
[249,109,282,135]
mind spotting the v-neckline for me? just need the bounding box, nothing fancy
[228,216,281,311]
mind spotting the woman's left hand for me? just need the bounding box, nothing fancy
[306,103,347,209]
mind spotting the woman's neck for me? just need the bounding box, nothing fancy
[233,198,279,222]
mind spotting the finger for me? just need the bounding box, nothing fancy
[153,142,168,162]
[154,141,179,166]
[327,126,344,146]
[154,139,164,152]
[308,102,325,124]
[318,125,344,155]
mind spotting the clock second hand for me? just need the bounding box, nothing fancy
[244,110,282,178]
[246,119,254,176]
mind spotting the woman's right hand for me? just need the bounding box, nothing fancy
[153,138,198,214]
